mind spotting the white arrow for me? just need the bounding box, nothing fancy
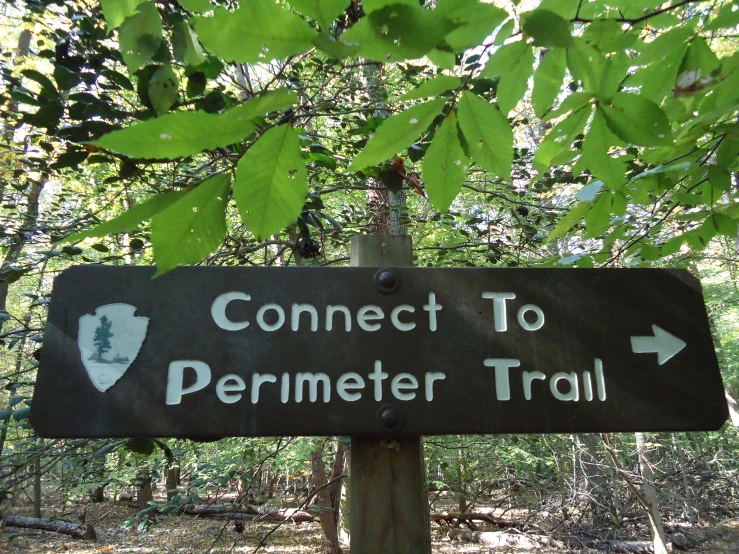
[630,325,686,365]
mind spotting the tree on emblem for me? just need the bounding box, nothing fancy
[92,315,113,362]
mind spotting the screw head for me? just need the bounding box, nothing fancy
[376,404,404,432]
[373,268,401,294]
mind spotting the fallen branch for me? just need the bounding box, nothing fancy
[448,529,562,549]
[431,512,517,528]
[3,514,96,540]
[184,505,312,523]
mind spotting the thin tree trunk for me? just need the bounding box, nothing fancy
[311,448,342,554]
[33,439,42,518]
[576,433,610,525]
[137,481,153,513]
[635,433,670,554]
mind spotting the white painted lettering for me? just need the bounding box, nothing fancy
[295,372,331,402]
[551,372,579,401]
[583,371,594,401]
[517,304,544,331]
[423,292,442,331]
[256,304,285,331]
[357,305,384,331]
[368,360,388,401]
[424,372,446,401]
[595,358,606,401]
[326,305,351,332]
[211,292,250,331]
[484,358,521,400]
[216,374,246,404]
[523,370,546,400]
[166,360,211,405]
[291,303,318,331]
[482,292,516,331]
[281,372,290,404]
[390,305,416,331]
[251,373,277,404]
[391,373,418,400]
[337,372,365,401]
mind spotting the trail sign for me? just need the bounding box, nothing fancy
[32,266,728,438]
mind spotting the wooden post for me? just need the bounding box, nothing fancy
[348,235,431,554]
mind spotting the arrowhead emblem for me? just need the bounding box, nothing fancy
[78,304,149,392]
[630,325,686,365]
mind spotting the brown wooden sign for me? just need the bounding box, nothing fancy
[31,266,728,438]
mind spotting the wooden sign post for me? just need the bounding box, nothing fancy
[349,234,430,554]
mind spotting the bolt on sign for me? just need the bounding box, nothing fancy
[32,266,728,438]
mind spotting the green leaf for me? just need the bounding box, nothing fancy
[533,106,591,170]
[600,93,672,147]
[532,48,566,118]
[456,91,512,181]
[400,76,461,101]
[363,0,416,13]
[234,125,308,240]
[349,98,446,172]
[566,40,605,96]
[53,65,81,91]
[286,0,349,29]
[312,33,361,59]
[545,201,591,243]
[427,48,456,69]
[661,235,684,256]
[581,18,636,53]
[581,109,626,187]
[675,37,721,94]
[119,1,163,73]
[100,0,147,30]
[342,4,456,62]
[92,88,296,159]
[151,173,230,273]
[22,69,57,97]
[148,65,179,116]
[435,0,508,52]
[193,0,317,63]
[177,0,212,12]
[584,192,613,238]
[66,191,187,242]
[708,164,731,193]
[712,214,738,237]
[523,9,573,48]
[704,2,739,31]
[482,42,534,114]
[172,22,207,66]
[544,91,593,121]
[536,0,579,19]
[422,112,468,213]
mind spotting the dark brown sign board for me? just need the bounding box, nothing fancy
[31,266,728,438]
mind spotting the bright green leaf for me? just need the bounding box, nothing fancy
[422,112,468,213]
[312,33,361,59]
[584,192,613,238]
[456,91,512,181]
[497,45,534,114]
[712,213,738,237]
[400,75,461,101]
[481,40,528,79]
[177,0,213,12]
[601,93,672,147]
[66,191,187,242]
[118,1,163,73]
[581,109,626,187]
[172,22,207,66]
[234,125,308,240]
[705,2,739,31]
[287,0,349,29]
[523,9,573,48]
[545,201,591,243]
[536,0,579,19]
[349,98,446,172]
[100,0,147,30]
[427,48,456,69]
[436,0,508,52]
[193,0,317,63]
[566,40,605,95]
[533,106,591,170]
[582,18,636,52]
[493,19,515,45]
[342,4,456,62]
[532,48,566,118]
[148,65,179,116]
[151,174,230,274]
[92,88,296,159]
[363,0,416,12]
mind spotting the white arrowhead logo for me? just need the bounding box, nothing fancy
[630,325,686,365]
[78,304,149,392]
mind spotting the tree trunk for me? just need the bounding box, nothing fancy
[635,433,670,554]
[137,481,153,513]
[311,448,342,554]
[576,433,610,525]
[166,465,179,500]
[33,445,42,518]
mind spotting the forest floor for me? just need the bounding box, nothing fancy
[4,500,739,554]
